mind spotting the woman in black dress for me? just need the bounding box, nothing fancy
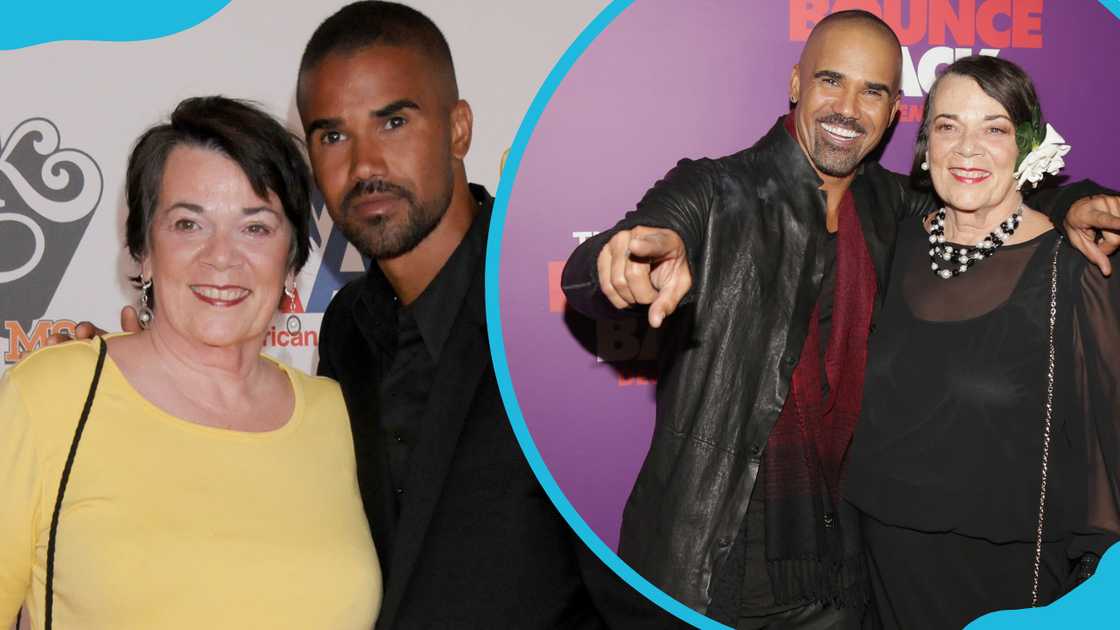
[845,56,1120,629]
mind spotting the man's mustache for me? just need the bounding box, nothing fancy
[816,113,866,135]
[341,178,415,213]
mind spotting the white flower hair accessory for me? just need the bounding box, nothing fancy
[1013,121,1071,190]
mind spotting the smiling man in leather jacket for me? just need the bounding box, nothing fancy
[561,10,1120,629]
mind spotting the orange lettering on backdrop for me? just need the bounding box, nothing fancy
[976,0,1012,48]
[51,320,78,338]
[883,0,928,45]
[929,0,976,46]
[4,320,52,362]
[1012,0,1043,48]
[789,0,1041,49]
[789,0,830,40]
[548,261,566,313]
[832,0,884,16]
[899,102,925,123]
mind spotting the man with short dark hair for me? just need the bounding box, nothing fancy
[298,2,684,628]
[562,9,1120,629]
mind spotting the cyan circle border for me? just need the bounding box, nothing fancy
[485,2,1120,629]
[483,0,722,627]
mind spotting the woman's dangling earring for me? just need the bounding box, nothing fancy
[284,283,296,311]
[138,278,154,328]
[921,160,929,171]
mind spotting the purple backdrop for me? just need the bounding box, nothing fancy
[500,0,1120,550]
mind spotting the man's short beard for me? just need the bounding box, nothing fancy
[810,114,866,177]
[336,178,453,260]
[811,143,862,177]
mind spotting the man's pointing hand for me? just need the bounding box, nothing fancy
[596,226,691,328]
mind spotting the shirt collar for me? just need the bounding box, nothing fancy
[357,184,493,362]
[409,184,491,361]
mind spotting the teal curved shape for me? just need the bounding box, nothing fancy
[485,2,722,627]
[1,0,231,51]
[1100,0,1120,20]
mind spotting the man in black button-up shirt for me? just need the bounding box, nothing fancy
[297,3,685,629]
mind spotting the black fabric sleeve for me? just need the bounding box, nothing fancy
[1071,261,1120,559]
[1026,179,1119,234]
[561,158,717,320]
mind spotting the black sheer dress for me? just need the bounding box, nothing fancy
[845,216,1120,629]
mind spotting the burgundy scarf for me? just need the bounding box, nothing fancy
[760,173,877,604]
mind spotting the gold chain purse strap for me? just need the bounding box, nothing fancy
[1031,235,1061,607]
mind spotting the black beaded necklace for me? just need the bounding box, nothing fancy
[928,203,1023,279]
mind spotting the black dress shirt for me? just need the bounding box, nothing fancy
[318,184,687,629]
[363,212,474,516]
[378,307,432,511]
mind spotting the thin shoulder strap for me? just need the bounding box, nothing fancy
[44,337,108,629]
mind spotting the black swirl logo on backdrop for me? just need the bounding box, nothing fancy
[1,118,102,357]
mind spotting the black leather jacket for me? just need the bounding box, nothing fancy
[562,118,928,611]
[561,116,1096,612]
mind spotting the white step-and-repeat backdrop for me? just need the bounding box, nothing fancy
[1,0,607,377]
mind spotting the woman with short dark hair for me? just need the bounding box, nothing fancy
[0,96,381,629]
[845,55,1120,629]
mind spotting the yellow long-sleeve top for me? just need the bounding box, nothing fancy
[0,339,381,629]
